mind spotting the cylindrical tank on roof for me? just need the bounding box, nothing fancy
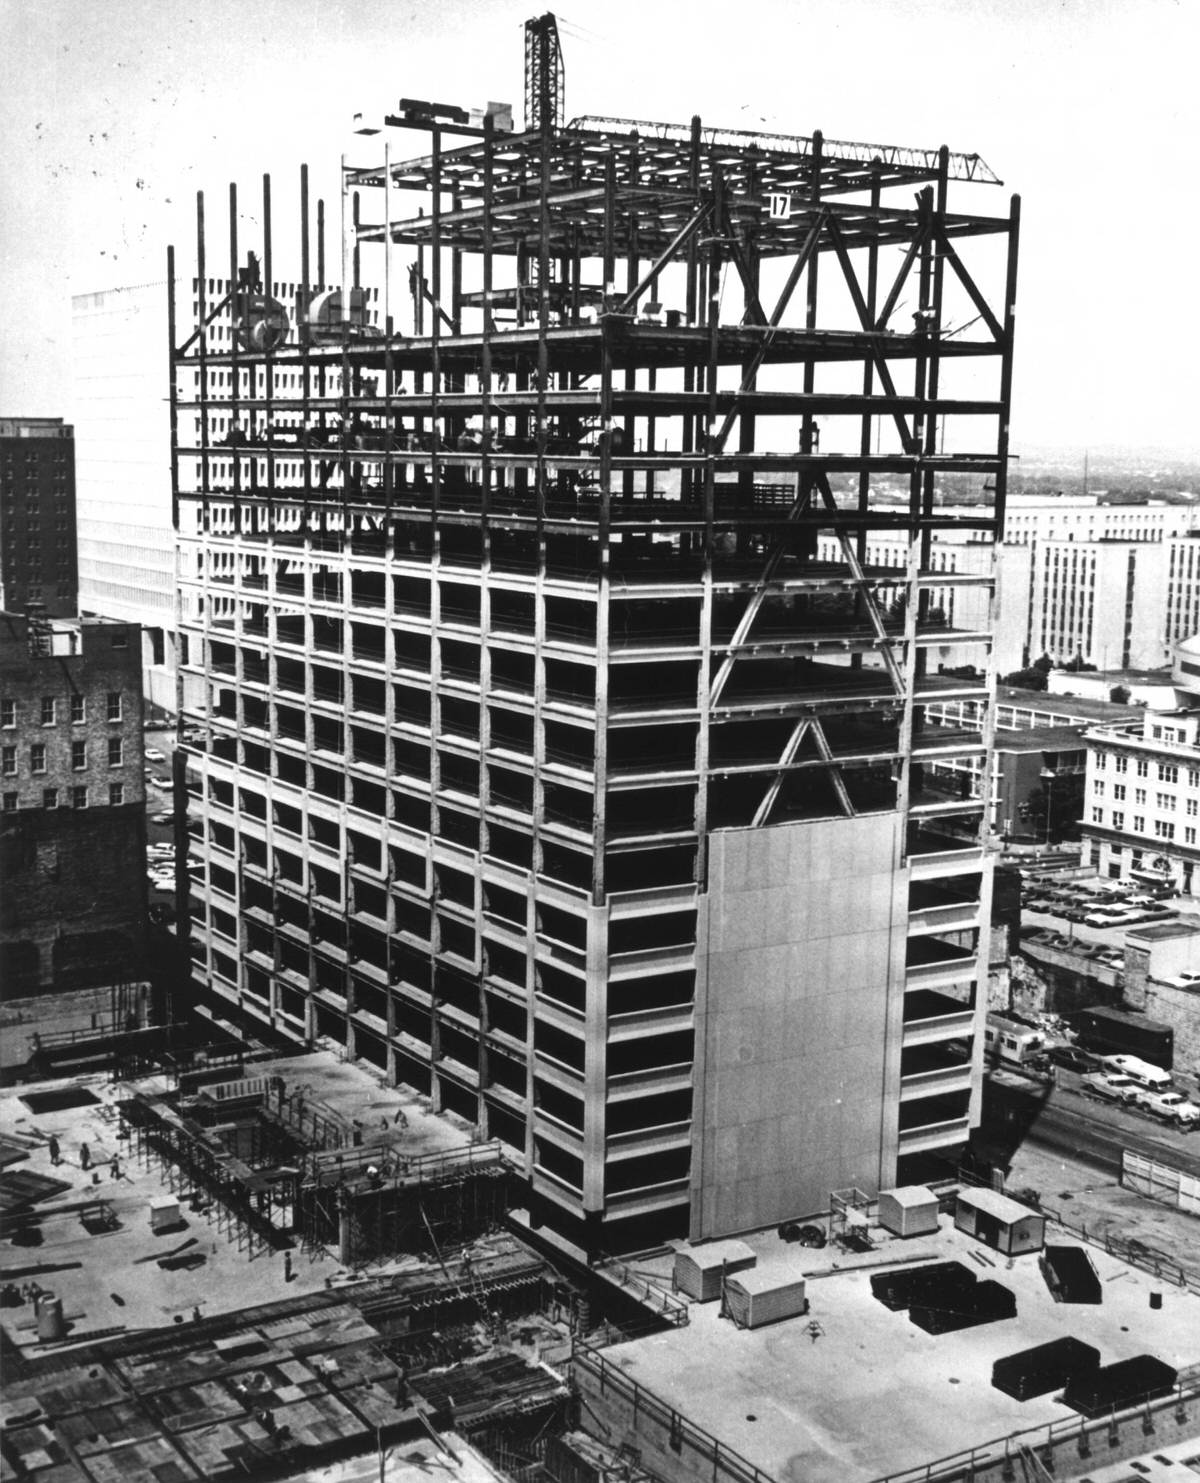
[36,1292,65,1342]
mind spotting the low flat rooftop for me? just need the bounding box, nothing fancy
[997,687,1142,721]
[1129,920,1200,942]
[994,725,1088,752]
[602,1216,1200,1483]
[1054,667,1174,686]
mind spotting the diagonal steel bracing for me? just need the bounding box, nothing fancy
[826,216,918,454]
[810,716,857,818]
[709,211,828,452]
[616,201,713,315]
[750,719,812,828]
[935,231,1003,342]
[812,472,906,696]
[874,212,930,332]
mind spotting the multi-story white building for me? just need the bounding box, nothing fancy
[1002,493,1196,548]
[821,511,1200,678]
[72,277,370,714]
[814,530,1031,674]
[72,283,176,711]
[1030,538,1173,670]
[1081,635,1200,898]
[1167,532,1200,651]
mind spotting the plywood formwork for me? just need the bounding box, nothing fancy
[1,1259,566,1483]
[171,74,1017,1253]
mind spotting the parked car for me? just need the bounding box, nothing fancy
[1046,1044,1094,1073]
[1083,911,1125,927]
[153,812,174,825]
[1100,1054,1172,1090]
[1134,1090,1200,1128]
[1081,1072,1139,1103]
[1159,971,1200,990]
[144,747,166,762]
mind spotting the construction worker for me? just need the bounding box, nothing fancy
[79,1142,91,1171]
[47,1135,60,1166]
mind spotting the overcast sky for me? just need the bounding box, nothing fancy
[1,0,1197,457]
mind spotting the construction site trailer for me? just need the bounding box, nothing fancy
[953,1189,1044,1257]
[148,1194,182,1233]
[724,1267,807,1329]
[673,1240,757,1302]
[877,1185,940,1238]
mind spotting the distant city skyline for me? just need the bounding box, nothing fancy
[1,0,1198,453]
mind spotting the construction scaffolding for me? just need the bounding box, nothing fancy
[297,1142,513,1268]
[119,1091,294,1257]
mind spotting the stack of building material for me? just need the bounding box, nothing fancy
[148,1195,182,1233]
[1062,1356,1178,1418]
[1039,1245,1102,1304]
[410,1353,568,1428]
[723,1268,807,1329]
[870,1261,975,1312]
[992,1338,1101,1401]
[909,1277,1015,1334]
[877,1185,940,1239]
[672,1240,756,1302]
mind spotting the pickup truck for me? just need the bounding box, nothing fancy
[1081,1072,1139,1104]
[1134,1090,1200,1129]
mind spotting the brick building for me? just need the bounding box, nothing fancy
[0,612,150,1054]
[0,417,78,618]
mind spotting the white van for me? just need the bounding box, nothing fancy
[1099,1054,1172,1091]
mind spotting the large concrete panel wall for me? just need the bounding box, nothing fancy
[691,814,907,1240]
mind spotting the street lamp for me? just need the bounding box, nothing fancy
[1039,768,1056,847]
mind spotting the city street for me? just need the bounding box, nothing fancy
[983,1064,1200,1175]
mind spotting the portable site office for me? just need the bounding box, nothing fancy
[954,1189,1045,1257]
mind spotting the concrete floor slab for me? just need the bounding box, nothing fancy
[0,1051,476,1354]
[600,1219,1200,1483]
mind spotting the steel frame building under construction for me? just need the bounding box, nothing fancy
[171,20,1019,1254]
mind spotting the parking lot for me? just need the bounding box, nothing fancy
[1021,869,1174,922]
